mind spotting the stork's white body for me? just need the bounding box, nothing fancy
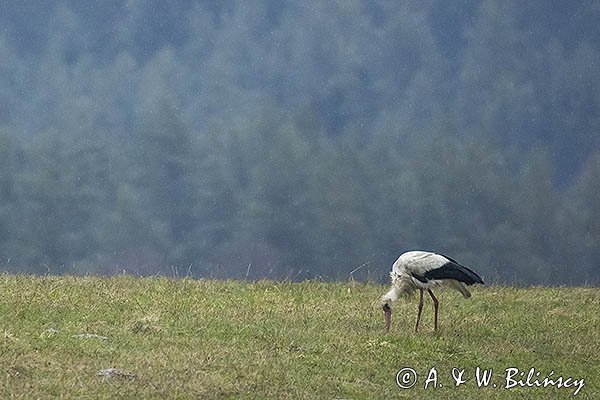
[381,251,484,332]
[382,251,474,301]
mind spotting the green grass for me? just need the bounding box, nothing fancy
[0,274,598,399]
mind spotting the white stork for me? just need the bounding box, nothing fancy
[381,251,484,333]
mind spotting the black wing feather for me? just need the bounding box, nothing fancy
[423,255,484,285]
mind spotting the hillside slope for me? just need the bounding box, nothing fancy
[0,275,598,398]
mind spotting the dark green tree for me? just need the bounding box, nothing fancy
[0,131,20,267]
[129,99,199,266]
[12,130,114,272]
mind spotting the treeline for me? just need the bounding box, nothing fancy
[1,104,598,284]
[0,1,599,283]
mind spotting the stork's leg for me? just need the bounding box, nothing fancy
[427,289,439,331]
[415,288,424,332]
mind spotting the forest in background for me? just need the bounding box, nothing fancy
[0,1,598,284]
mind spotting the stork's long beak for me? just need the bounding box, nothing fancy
[383,304,392,334]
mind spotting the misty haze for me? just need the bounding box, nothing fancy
[0,1,599,285]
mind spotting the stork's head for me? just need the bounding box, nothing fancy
[380,286,400,334]
[381,298,392,334]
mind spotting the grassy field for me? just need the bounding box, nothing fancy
[0,274,598,399]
